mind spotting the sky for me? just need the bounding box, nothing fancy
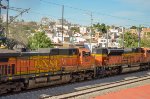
[1,0,150,27]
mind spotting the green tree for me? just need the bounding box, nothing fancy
[141,32,150,47]
[28,32,53,50]
[93,23,107,34]
[70,27,80,33]
[120,32,138,48]
[141,39,150,47]
[130,26,137,29]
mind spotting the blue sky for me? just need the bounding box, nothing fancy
[2,0,150,27]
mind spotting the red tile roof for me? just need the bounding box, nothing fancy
[142,28,150,33]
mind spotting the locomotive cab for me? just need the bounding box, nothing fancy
[78,48,94,69]
[141,48,150,63]
[92,48,108,66]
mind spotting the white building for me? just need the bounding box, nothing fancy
[52,31,70,43]
[98,35,109,48]
[98,27,124,48]
[70,33,86,43]
[55,25,69,31]
[80,27,87,34]
[71,37,86,43]
[73,33,82,37]
[84,43,98,52]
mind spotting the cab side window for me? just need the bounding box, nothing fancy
[0,58,8,62]
[147,50,150,53]
[82,51,91,57]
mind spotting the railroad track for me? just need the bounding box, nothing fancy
[0,70,138,97]
[42,75,150,99]
[1,70,150,99]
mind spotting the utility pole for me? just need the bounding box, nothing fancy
[6,0,9,38]
[90,12,93,51]
[0,0,3,26]
[62,5,64,44]
[0,0,1,21]
[138,25,141,48]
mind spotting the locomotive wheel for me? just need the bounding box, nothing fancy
[0,86,8,95]
[0,90,6,95]
[86,72,94,80]
[79,76,85,81]
[13,82,24,92]
[70,74,80,83]
[13,86,21,92]
[78,74,85,81]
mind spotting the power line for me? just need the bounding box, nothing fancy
[7,8,147,28]
[9,8,30,24]
[40,0,89,12]
[2,1,148,27]
[30,10,92,24]
[40,0,150,24]
[16,10,149,28]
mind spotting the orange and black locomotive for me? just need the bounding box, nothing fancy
[0,47,150,94]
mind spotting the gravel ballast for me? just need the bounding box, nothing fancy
[1,70,150,99]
